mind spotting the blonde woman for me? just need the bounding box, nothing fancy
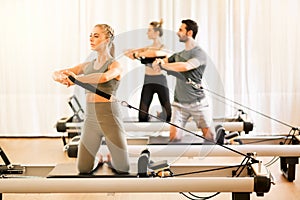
[53,24,130,174]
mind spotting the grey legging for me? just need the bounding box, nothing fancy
[77,102,130,174]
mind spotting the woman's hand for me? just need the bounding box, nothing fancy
[52,70,69,85]
[62,70,77,87]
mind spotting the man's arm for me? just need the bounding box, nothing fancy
[153,57,201,72]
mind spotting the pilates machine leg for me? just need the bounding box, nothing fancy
[280,157,299,182]
[232,192,250,200]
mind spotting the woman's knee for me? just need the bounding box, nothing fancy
[77,144,95,174]
[77,160,94,174]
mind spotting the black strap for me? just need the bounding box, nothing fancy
[68,76,111,100]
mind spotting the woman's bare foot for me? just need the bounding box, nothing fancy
[97,154,104,167]
[106,153,112,163]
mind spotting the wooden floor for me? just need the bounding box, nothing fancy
[0,138,299,200]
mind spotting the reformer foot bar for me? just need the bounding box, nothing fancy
[0,177,270,200]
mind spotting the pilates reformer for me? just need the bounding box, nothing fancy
[64,136,300,183]
[188,78,300,183]
[62,76,300,183]
[56,96,254,157]
[58,111,299,184]
[62,120,254,161]
[214,119,300,182]
[55,95,253,140]
[2,75,297,200]
[0,145,272,200]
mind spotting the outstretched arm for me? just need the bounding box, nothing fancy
[124,47,148,60]
[154,57,201,72]
[52,63,88,86]
[124,47,166,60]
[64,61,122,85]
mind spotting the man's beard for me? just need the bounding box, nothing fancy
[179,36,188,42]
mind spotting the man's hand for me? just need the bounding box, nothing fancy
[152,58,165,72]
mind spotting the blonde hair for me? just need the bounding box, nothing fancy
[94,24,115,57]
[150,19,163,37]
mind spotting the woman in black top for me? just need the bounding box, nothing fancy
[125,19,171,122]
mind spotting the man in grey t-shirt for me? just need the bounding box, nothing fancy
[153,19,214,142]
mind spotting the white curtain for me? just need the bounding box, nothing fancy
[0,0,299,136]
[0,0,81,136]
[227,0,300,134]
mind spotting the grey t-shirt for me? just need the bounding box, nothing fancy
[168,46,207,103]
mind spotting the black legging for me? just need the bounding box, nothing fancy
[138,75,171,122]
